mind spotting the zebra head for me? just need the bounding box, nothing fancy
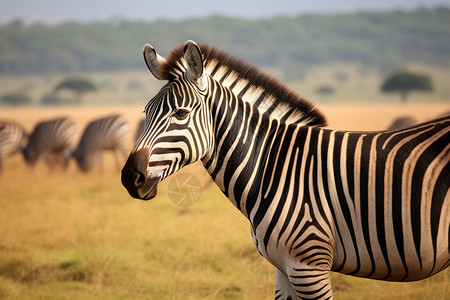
[22,144,39,166]
[122,41,213,200]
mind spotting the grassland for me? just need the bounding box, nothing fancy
[1,101,449,299]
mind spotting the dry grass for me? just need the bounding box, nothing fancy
[0,100,449,299]
[0,156,275,299]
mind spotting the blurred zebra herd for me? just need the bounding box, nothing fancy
[0,114,437,173]
[0,115,145,173]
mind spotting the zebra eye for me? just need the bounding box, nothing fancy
[173,108,190,120]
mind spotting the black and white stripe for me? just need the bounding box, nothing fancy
[22,117,77,169]
[0,119,27,172]
[73,114,130,172]
[122,41,450,300]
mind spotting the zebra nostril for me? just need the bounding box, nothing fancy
[121,148,150,187]
[121,167,146,190]
[134,170,147,187]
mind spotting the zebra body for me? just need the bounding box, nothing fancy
[248,121,449,283]
[121,41,450,299]
[22,117,77,169]
[73,115,130,172]
[0,120,27,172]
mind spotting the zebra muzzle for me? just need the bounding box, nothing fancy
[121,148,160,200]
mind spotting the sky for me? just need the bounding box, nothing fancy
[1,0,450,24]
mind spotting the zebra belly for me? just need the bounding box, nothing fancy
[250,221,287,272]
[330,199,450,282]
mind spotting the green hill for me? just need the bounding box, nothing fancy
[1,7,449,80]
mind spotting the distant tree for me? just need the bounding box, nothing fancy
[380,71,432,102]
[54,77,97,105]
[315,85,335,100]
[0,92,31,106]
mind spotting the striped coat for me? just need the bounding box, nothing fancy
[73,115,131,172]
[22,117,77,169]
[0,120,27,172]
[121,41,450,299]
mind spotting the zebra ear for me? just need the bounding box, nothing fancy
[184,40,204,81]
[143,44,167,80]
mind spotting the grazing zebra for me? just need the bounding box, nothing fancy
[73,114,131,172]
[387,116,417,130]
[22,117,77,170]
[121,41,450,299]
[0,120,27,172]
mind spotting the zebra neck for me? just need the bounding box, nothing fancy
[202,83,287,216]
[201,84,333,221]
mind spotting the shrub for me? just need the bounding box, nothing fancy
[0,92,31,106]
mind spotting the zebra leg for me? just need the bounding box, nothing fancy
[61,153,70,171]
[114,149,123,170]
[287,267,333,300]
[98,152,103,173]
[275,269,298,300]
[116,147,128,170]
[44,152,54,171]
[113,150,119,170]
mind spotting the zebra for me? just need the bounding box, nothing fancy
[0,119,27,172]
[121,41,450,299]
[387,116,417,130]
[73,114,131,172]
[22,117,77,170]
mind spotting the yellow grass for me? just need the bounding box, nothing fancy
[0,101,449,299]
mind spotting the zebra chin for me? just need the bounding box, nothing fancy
[136,177,160,200]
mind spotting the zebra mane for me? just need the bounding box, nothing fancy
[161,43,327,127]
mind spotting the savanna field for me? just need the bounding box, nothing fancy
[0,69,449,299]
